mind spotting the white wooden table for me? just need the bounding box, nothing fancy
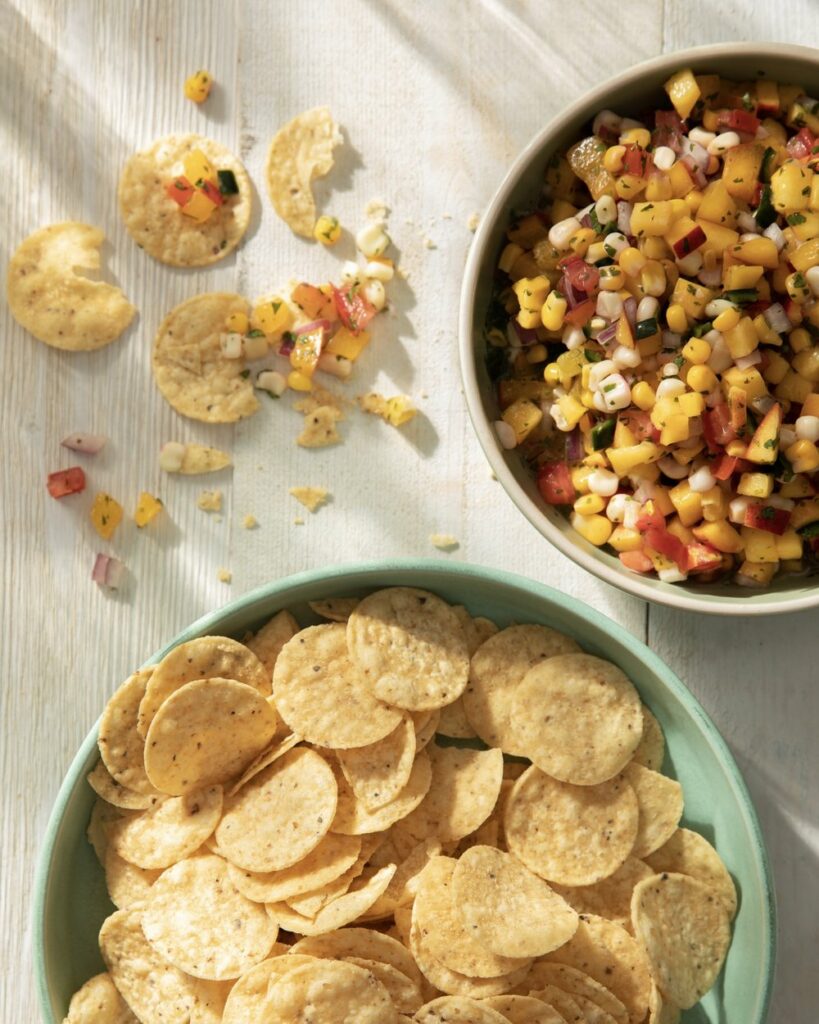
[2,1,817,1019]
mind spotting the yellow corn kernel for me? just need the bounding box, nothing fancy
[90,492,123,540]
[681,336,711,365]
[541,290,568,331]
[526,344,548,364]
[583,451,610,469]
[287,370,313,392]
[543,363,561,386]
[738,473,774,498]
[666,303,688,334]
[184,69,212,103]
[712,307,741,333]
[225,311,249,334]
[513,275,551,309]
[741,526,780,563]
[786,438,819,473]
[517,307,541,329]
[498,242,524,273]
[789,327,812,354]
[786,271,812,304]
[687,365,718,392]
[567,228,596,257]
[571,512,613,546]
[693,518,744,553]
[776,530,804,560]
[571,465,595,494]
[669,480,703,527]
[639,261,666,297]
[134,492,163,528]
[603,145,626,173]
[598,265,625,291]
[574,493,606,515]
[314,215,342,245]
[631,381,656,410]
[660,414,690,446]
[621,127,651,148]
[609,526,644,552]
[619,247,647,278]
[723,317,759,359]
[581,388,596,409]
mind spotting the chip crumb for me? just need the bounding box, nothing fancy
[365,198,389,222]
[197,489,223,512]
[294,386,346,415]
[422,237,437,249]
[242,514,259,529]
[467,211,480,231]
[294,516,305,525]
[297,406,342,448]
[430,533,459,551]
[358,393,417,427]
[217,568,232,584]
[289,487,329,513]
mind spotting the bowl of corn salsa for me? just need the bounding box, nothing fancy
[460,43,819,615]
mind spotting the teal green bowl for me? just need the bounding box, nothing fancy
[34,560,774,1023]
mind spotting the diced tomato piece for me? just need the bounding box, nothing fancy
[199,178,224,206]
[537,461,576,505]
[685,541,723,574]
[619,410,660,442]
[47,466,86,498]
[702,404,736,453]
[563,299,595,327]
[331,284,376,336]
[622,144,652,178]
[716,109,761,135]
[166,176,195,207]
[751,181,765,208]
[652,110,685,151]
[619,550,654,573]
[563,257,600,295]
[712,454,745,480]
[786,126,816,161]
[744,299,770,319]
[644,526,687,571]
[743,502,791,535]
[634,501,666,532]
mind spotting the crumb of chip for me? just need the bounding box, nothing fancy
[197,489,223,512]
[294,386,346,416]
[365,198,389,221]
[422,237,436,250]
[217,568,232,583]
[289,487,329,513]
[467,211,480,231]
[430,533,459,551]
[358,392,417,427]
[242,514,259,529]
[297,406,342,448]
[397,267,409,280]
[214,514,223,523]
[489,469,497,481]
[294,516,305,525]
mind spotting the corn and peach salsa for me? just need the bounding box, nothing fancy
[487,69,819,587]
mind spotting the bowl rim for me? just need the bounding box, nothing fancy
[459,41,819,616]
[33,558,776,1023]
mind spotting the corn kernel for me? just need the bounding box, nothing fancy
[621,128,652,148]
[498,243,524,273]
[786,271,812,304]
[598,265,625,291]
[681,336,711,364]
[517,307,541,329]
[571,465,595,494]
[609,526,644,552]
[287,370,313,392]
[786,438,819,473]
[314,215,342,245]
[525,344,547,364]
[619,247,647,277]
[712,307,740,332]
[543,363,561,385]
[666,303,688,334]
[789,327,812,353]
[541,291,568,331]
[687,364,718,392]
[570,512,613,546]
[631,381,656,410]
[184,69,212,103]
[603,145,626,173]
[574,493,606,515]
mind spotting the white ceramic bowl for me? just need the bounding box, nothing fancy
[460,43,819,615]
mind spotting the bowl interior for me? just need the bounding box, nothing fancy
[35,561,775,1023]
[461,43,819,613]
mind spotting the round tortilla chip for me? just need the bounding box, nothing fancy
[273,624,402,748]
[189,979,234,1024]
[451,606,499,656]
[631,707,665,772]
[623,764,683,859]
[362,836,442,919]
[87,760,161,810]
[413,856,532,978]
[463,624,580,753]
[504,766,638,886]
[139,635,269,736]
[526,986,585,1023]
[337,716,416,809]
[265,107,342,238]
[648,981,681,1024]
[399,744,503,844]
[331,749,432,835]
[142,854,278,979]
[291,927,424,988]
[414,996,510,1023]
[436,697,476,740]
[221,955,317,1024]
[309,597,360,622]
[216,747,336,872]
[104,847,160,909]
[347,588,469,711]
[483,994,567,1024]
[63,971,138,1024]
[226,732,302,798]
[631,873,731,1010]
[413,709,440,751]
[7,222,136,351]
[285,856,365,918]
[144,677,279,795]
[152,293,259,424]
[98,669,156,794]
[546,914,652,1024]
[110,784,223,869]
[265,959,397,1024]
[512,654,643,786]
[343,957,423,1014]
[552,857,655,931]
[452,845,579,959]
[99,909,201,1024]
[409,921,531,999]
[87,798,123,865]
[644,828,737,919]
[525,962,628,1024]
[118,134,251,266]
[303,864,397,934]
[228,832,361,904]
[246,609,300,677]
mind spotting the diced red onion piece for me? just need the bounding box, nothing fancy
[597,323,618,346]
[92,553,126,589]
[61,433,108,455]
[293,318,332,336]
[278,334,295,356]
[91,553,110,585]
[565,428,584,462]
[623,296,637,331]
